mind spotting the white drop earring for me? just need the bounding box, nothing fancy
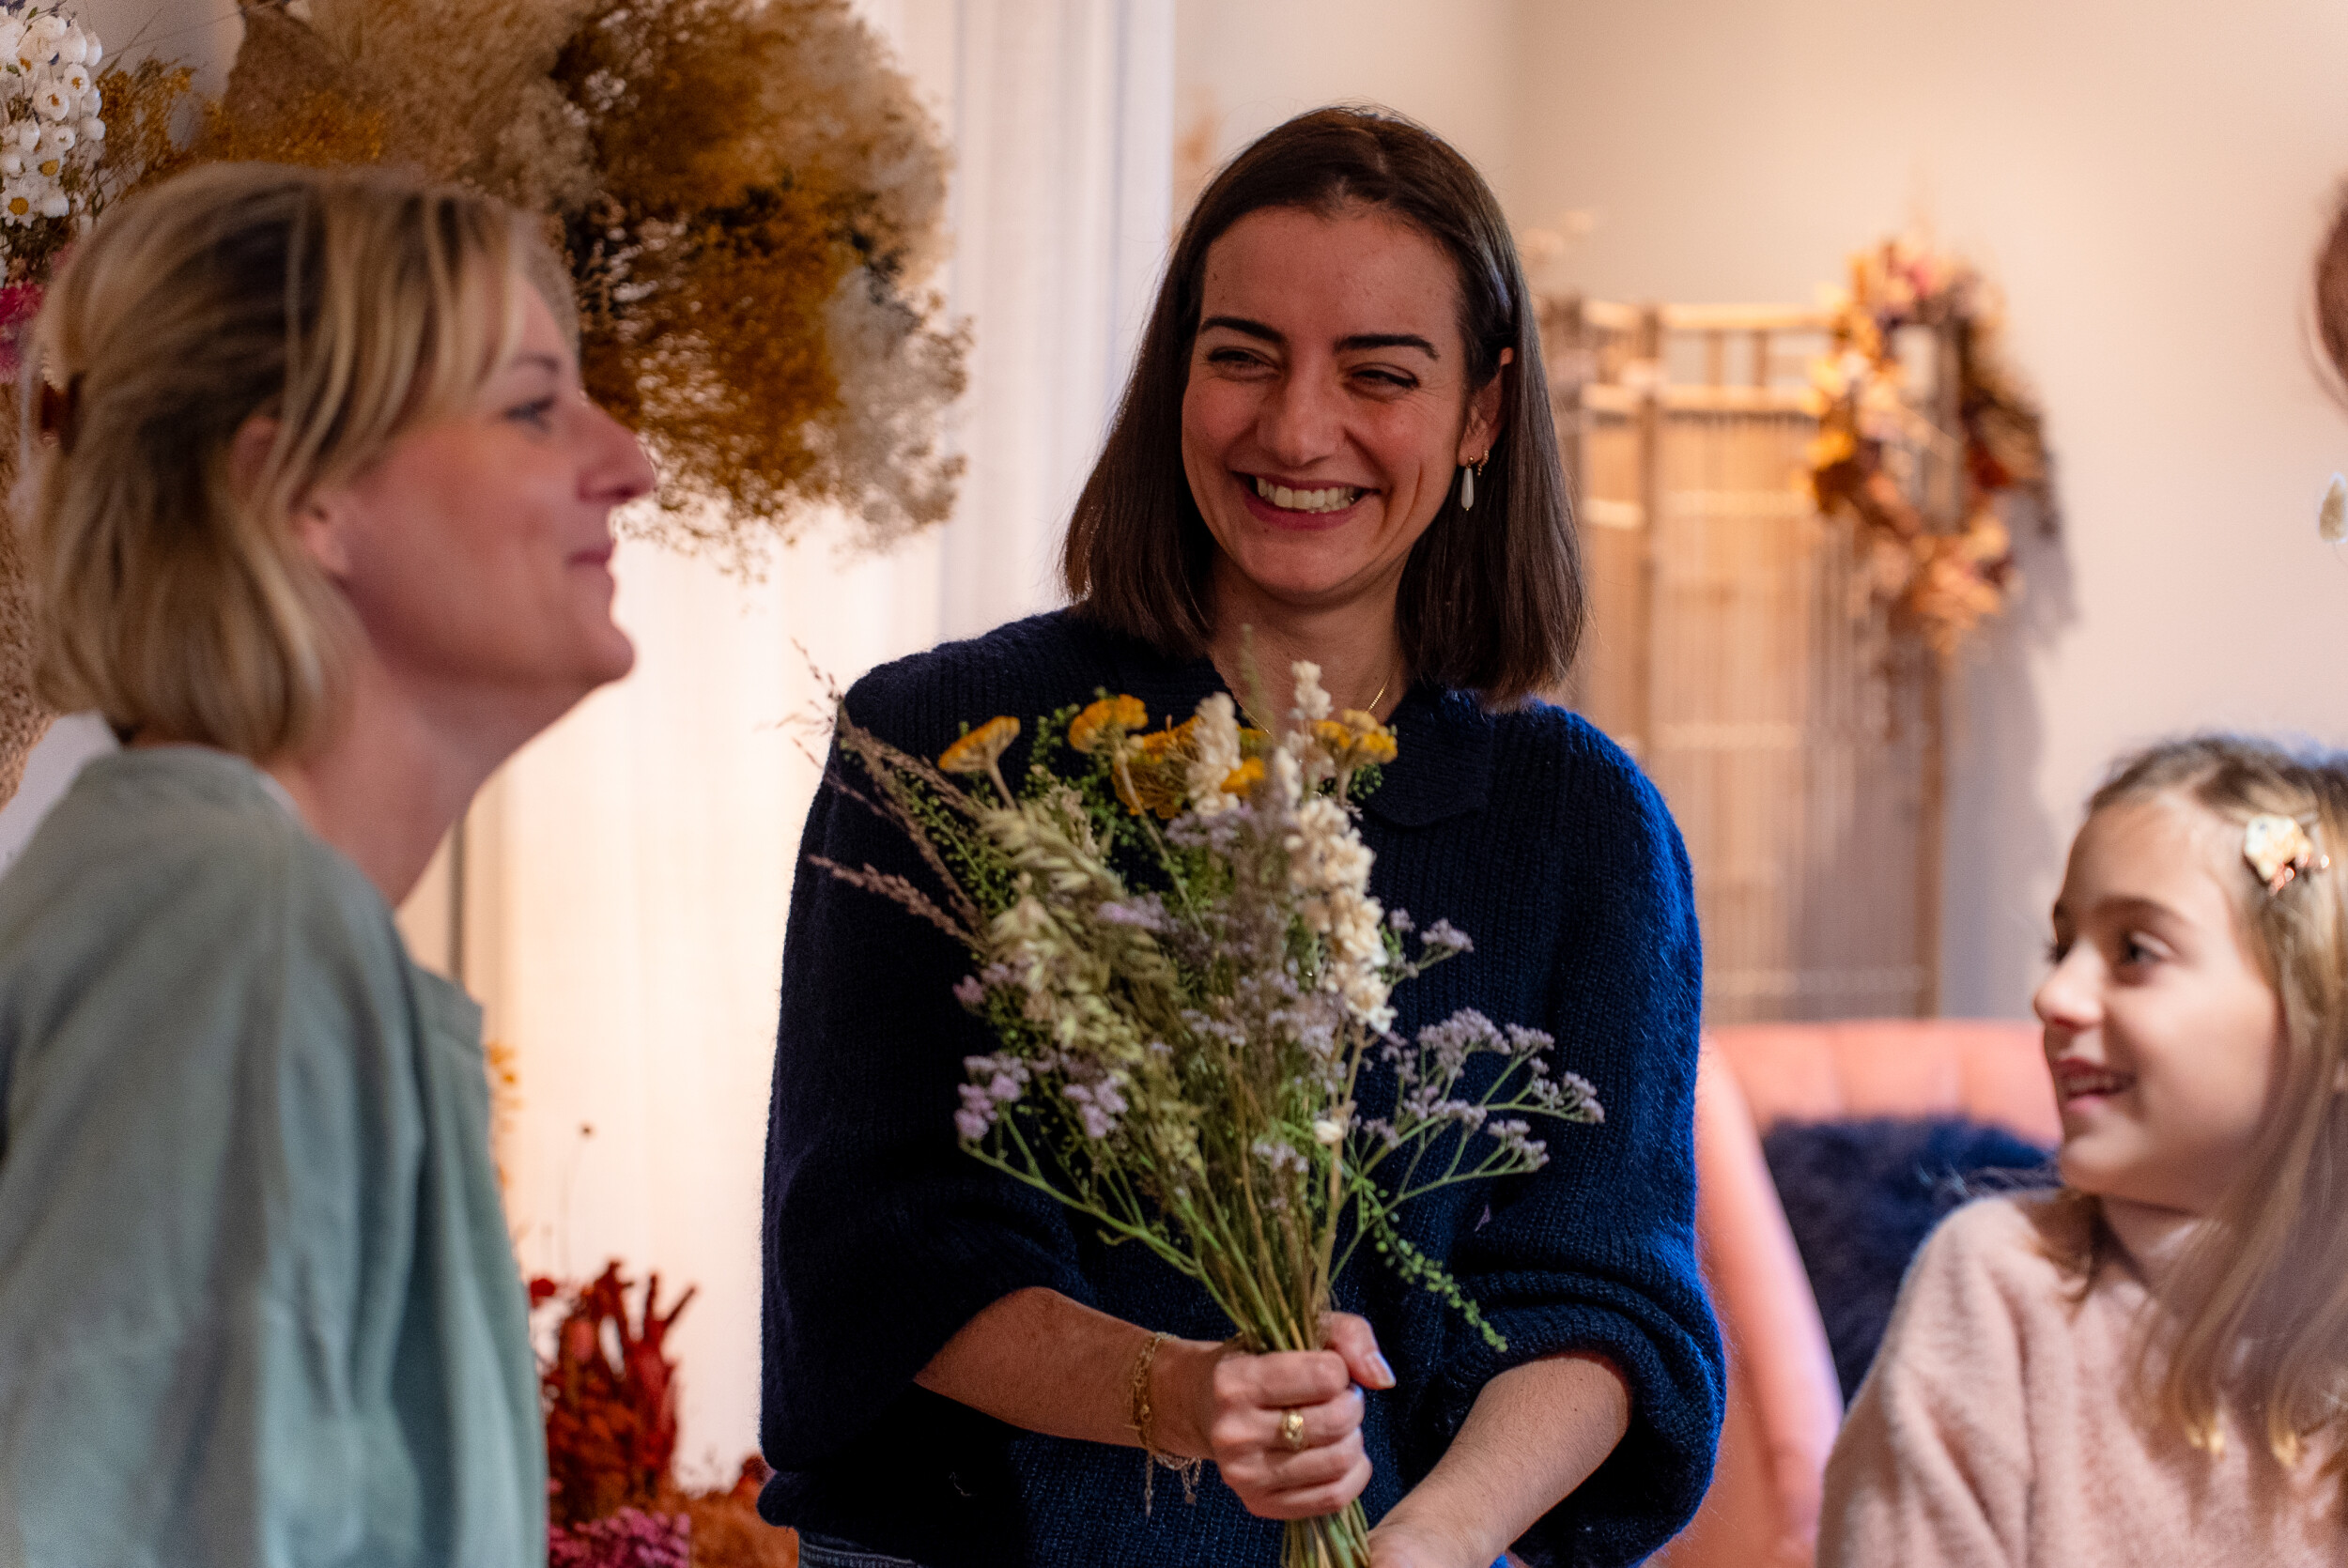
[1459,462,1475,512]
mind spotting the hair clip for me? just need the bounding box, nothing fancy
[35,374,79,453]
[2244,813,2328,895]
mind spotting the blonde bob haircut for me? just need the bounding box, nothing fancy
[2062,735,2348,1490]
[25,161,556,760]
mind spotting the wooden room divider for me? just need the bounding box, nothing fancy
[1540,298,1964,1023]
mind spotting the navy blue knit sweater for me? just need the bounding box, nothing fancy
[760,611,1722,1567]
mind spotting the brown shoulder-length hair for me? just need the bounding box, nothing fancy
[1062,105,1580,708]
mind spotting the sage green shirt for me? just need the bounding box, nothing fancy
[0,748,545,1567]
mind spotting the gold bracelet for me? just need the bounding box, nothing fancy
[1125,1330,1204,1513]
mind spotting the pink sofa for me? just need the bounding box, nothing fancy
[1652,1021,2060,1568]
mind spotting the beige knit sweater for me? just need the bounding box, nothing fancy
[1818,1193,2341,1567]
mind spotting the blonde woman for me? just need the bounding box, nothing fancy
[1820,735,2348,1564]
[0,163,653,1564]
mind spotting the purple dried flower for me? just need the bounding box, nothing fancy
[1420,918,1473,954]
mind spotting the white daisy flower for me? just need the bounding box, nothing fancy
[35,85,71,122]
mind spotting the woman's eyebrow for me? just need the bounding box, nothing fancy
[1336,332,1439,359]
[1197,315,1441,360]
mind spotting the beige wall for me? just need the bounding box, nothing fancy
[1182,0,2348,1018]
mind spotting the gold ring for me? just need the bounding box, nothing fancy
[1279,1407,1306,1452]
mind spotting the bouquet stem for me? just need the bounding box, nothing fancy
[1286,1502,1371,1568]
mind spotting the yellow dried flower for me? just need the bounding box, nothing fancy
[1069,696,1149,754]
[1221,758,1266,796]
[1312,712,1398,773]
[939,716,1019,776]
[1114,762,1187,821]
[1108,722,1195,820]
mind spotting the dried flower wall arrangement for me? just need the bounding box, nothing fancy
[193,0,967,567]
[0,0,966,805]
[1803,239,2055,655]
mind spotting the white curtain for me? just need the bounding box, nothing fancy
[396,0,1176,1480]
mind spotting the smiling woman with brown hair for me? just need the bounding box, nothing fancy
[0,161,655,1564]
[762,107,1722,1567]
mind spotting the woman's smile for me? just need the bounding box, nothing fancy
[1239,471,1373,529]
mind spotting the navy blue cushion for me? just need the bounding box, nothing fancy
[1760,1117,2055,1402]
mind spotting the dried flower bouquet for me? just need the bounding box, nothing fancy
[821,664,1601,1567]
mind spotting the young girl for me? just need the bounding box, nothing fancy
[1818,734,2348,1565]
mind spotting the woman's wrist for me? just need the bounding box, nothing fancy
[1142,1333,1226,1459]
[1369,1493,1504,1568]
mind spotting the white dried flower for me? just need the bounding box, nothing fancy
[29,14,65,45]
[1290,660,1333,725]
[57,62,86,95]
[1184,692,1244,816]
[56,29,83,66]
[74,115,98,143]
[39,124,71,155]
[33,85,70,122]
[35,190,64,219]
[0,22,23,61]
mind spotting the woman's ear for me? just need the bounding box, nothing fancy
[1460,346,1514,463]
[234,412,353,578]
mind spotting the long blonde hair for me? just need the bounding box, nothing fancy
[25,161,550,759]
[2075,735,2348,1476]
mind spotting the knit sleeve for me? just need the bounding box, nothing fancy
[1420,745,1724,1567]
[759,684,1094,1473]
[1816,1199,2033,1568]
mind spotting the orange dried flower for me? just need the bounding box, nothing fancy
[1069,696,1149,754]
[939,716,1020,776]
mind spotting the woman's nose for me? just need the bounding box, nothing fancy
[586,400,658,505]
[1257,367,1343,466]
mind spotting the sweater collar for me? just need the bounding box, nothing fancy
[1082,616,1493,829]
